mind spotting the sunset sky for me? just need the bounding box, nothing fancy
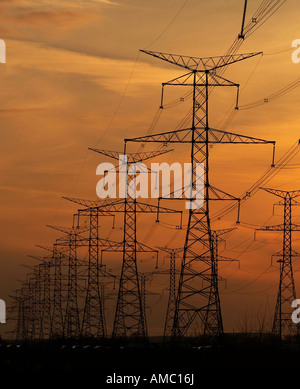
[1,0,300,336]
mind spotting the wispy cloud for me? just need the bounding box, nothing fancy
[8,0,119,8]
[8,9,100,29]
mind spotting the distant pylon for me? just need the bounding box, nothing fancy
[12,290,27,341]
[50,245,65,338]
[88,148,181,339]
[139,272,161,338]
[256,188,300,340]
[156,247,182,340]
[63,196,171,339]
[39,260,51,339]
[48,224,89,338]
[205,228,238,333]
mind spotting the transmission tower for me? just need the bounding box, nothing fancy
[155,247,183,340]
[34,245,69,338]
[63,196,170,338]
[11,290,27,341]
[256,188,300,340]
[30,263,43,339]
[39,260,52,339]
[66,202,128,338]
[72,207,116,339]
[87,148,182,339]
[48,224,89,338]
[126,50,275,339]
[49,245,64,338]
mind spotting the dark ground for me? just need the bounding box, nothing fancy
[0,335,298,382]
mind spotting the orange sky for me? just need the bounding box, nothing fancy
[1,0,300,336]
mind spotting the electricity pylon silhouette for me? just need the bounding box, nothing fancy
[49,245,64,338]
[64,195,180,339]
[256,188,300,340]
[63,198,126,338]
[35,244,69,338]
[88,148,181,339]
[48,224,89,338]
[139,272,160,338]
[12,290,27,340]
[204,228,239,332]
[127,49,275,339]
[155,247,183,340]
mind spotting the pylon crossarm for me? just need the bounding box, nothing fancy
[140,50,262,71]
[89,148,173,163]
[162,71,239,88]
[156,246,183,254]
[53,234,88,246]
[62,196,120,208]
[260,187,300,199]
[46,224,90,235]
[126,128,192,144]
[218,256,239,263]
[272,249,300,258]
[79,200,123,213]
[163,72,194,86]
[135,242,158,253]
[213,227,237,236]
[208,186,239,201]
[206,128,274,144]
[28,254,51,262]
[209,73,239,87]
[258,223,300,232]
[135,201,180,214]
[92,199,181,217]
[256,224,284,232]
[274,199,300,207]
[163,71,239,88]
[35,244,69,254]
[126,127,274,145]
[291,224,300,231]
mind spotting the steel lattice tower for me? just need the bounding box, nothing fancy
[127,50,275,339]
[63,195,177,338]
[70,205,123,338]
[257,188,300,340]
[50,246,64,338]
[13,290,27,340]
[204,228,238,332]
[156,247,182,340]
[39,260,51,339]
[34,244,69,339]
[49,224,89,338]
[87,149,181,339]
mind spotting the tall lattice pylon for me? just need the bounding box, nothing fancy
[68,202,124,338]
[48,224,89,338]
[64,196,169,338]
[12,289,27,340]
[256,188,300,340]
[156,247,182,340]
[127,50,275,339]
[34,245,69,338]
[204,228,238,333]
[49,245,66,338]
[88,148,182,339]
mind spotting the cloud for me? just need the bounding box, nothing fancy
[8,9,100,30]
[7,0,118,8]
[6,39,179,96]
